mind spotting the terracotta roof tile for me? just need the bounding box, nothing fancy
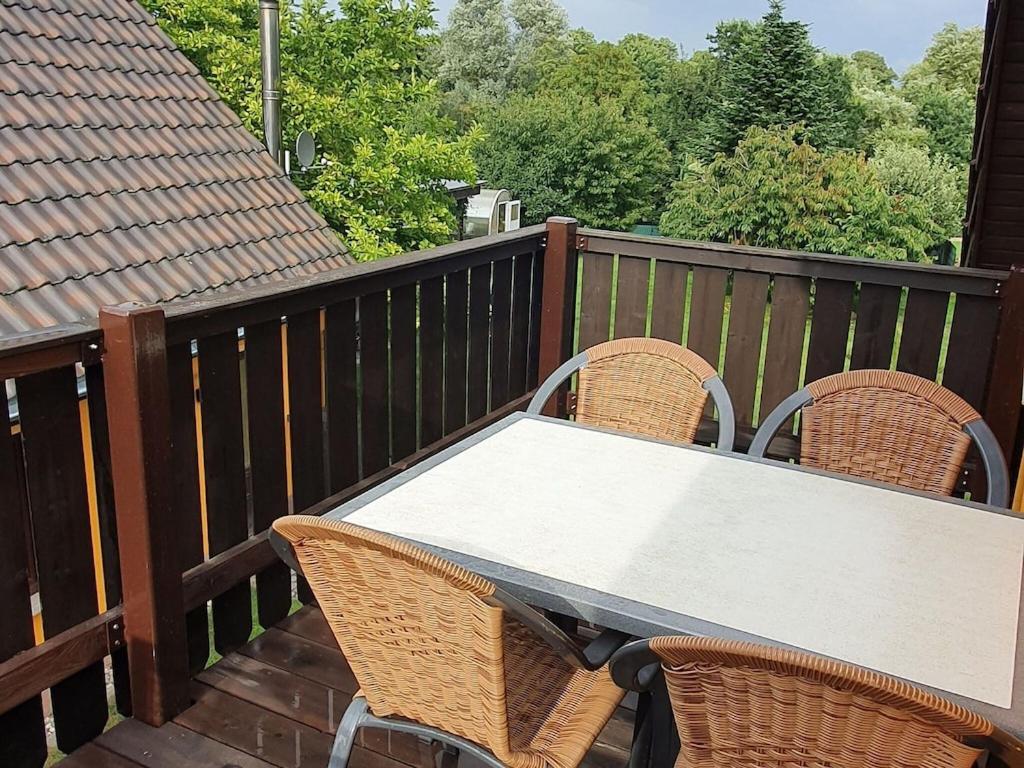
[0,0,352,337]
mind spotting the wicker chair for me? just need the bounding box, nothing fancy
[528,338,735,451]
[748,370,1008,507]
[610,636,994,768]
[271,516,627,768]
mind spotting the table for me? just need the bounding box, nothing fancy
[326,412,1024,737]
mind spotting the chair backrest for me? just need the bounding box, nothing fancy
[272,516,513,757]
[528,338,735,450]
[647,636,991,768]
[748,370,1009,506]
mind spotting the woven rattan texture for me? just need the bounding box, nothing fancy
[649,636,991,768]
[576,338,717,444]
[274,516,623,768]
[801,371,979,496]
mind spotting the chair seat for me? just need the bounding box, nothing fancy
[502,618,624,768]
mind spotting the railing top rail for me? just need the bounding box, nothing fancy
[163,224,547,343]
[580,228,1009,296]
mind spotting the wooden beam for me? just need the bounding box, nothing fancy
[0,610,122,717]
[986,268,1024,471]
[537,217,580,417]
[100,304,190,725]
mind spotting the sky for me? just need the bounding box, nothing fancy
[425,0,987,74]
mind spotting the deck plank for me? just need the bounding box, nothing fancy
[239,626,358,693]
[96,718,275,768]
[178,682,334,768]
[179,683,421,768]
[81,608,634,768]
[197,652,347,733]
[276,605,341,649]
[60,743,144,768]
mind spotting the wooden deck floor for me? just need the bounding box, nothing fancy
[57,606,635,768]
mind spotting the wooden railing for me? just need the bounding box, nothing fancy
[1,218,1023,768]
[575,229,1023,496]
[0,223,552,764]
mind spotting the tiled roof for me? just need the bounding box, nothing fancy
[0,0,352,337]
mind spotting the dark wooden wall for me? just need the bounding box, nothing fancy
[965,0,1024,269]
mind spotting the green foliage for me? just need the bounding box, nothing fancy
[904,77,976,165]
[542,42,651,115]
[475,93,671,230]
[704,1,862,154]
[849,50,896,88]
[437,0,512,98]
[660,126,937,261]
[904,23,984,95]
[142,0,479,260]
[869,142,967,241]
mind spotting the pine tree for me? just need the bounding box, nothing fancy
[705,0,860,154]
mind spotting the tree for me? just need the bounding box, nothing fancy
[849,50,896,88]
[904,78,976,165]
[475,92,671,230]
[704,1,861,154]
[542,42,651,116]
[506,0,568,89]
[904,23,984,95]
[660,126,938,261]
[869,142,966,241]
[143,0,479,260]
[437,0,513,99]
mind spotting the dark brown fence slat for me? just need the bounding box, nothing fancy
[722,272,770,427]
[897,289,951,379]
[467,263,491,421]
[758,276,810,429]
[360,292,390,476]
[243,321,290,629]
[166,342,209,674]
[287,311,326,513]
[687,267,729,368]
[489,258,514,408]
[325,301,359,492]
[614,256,651,339]
[944,295,1002,501]
[850,284,902,369]
[650,261,688,343]
[420,276,445,446]
[17,365,107,752]
[944,295,1001,410]
[527,249,545,388]
[443,270,469,435]
[196,332,251,655]
[509,253,534,398]
[578,252,613,350]
[388,285,417,462]
[0,401,47,768]
[805,279,855,384]
[84,364,131,716]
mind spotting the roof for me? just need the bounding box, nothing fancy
[0,0,352,338]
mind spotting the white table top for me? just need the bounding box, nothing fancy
[335,413,1024,716]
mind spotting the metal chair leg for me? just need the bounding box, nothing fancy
[360,711,508,768]
[330,697,370,768]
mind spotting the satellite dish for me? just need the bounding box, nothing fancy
[295,131,317,169]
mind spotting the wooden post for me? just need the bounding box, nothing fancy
[985,266,1024,486]
[536,217,579,417]
[99,304,190,725]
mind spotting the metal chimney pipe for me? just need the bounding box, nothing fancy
[259,0,282,167]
